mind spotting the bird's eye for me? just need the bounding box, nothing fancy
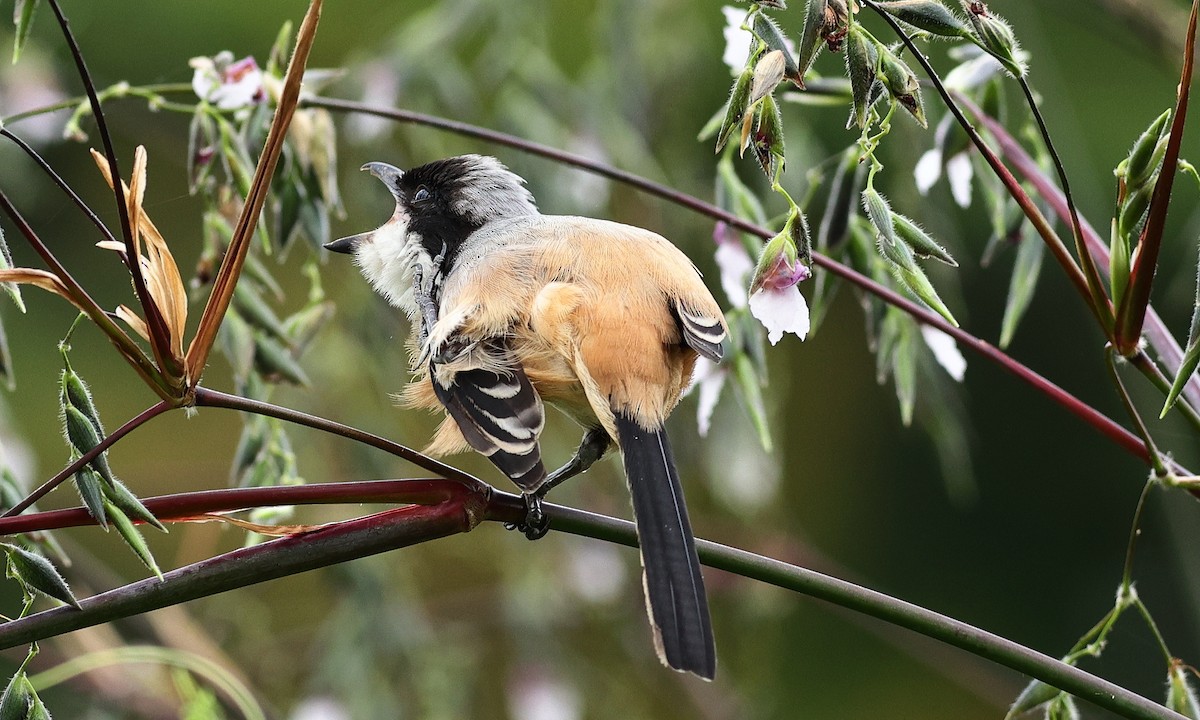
[413,186,431,203]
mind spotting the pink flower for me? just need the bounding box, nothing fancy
[748,223,812,345]
[190,52,264,110]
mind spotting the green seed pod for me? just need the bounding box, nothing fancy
[60,361,104,436]
[716,69,754,154]
[104,479,167,533]
[232,282,290,343]
[2,542,79,608]
[74,466,108,529]
[893,213,957,266]
[253,333,310,386]
[964,3,1025,77]
[750,95,786,180]
[1118,182,1154,239]
[876,1,970,38]
[63,405,115,485]
[862,187,901,255]
[845,26,879,129]
[0,671,31,720]
[1167,662,1200,719]
[752,13,800,82]
[877,44,927,127]
[106,501,162,580]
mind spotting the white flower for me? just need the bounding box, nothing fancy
[920,325,966,381]
[190,52,264,110]
[946,152,974,209]
[722,6,753,74]
[713,222,754,309]
[508,668,582,720]
[289,697,349,720]
[689,356,728,437]
[749,284,810,345]
[914,148,943,195]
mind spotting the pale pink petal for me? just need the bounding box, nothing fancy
[914,148,943,195]
[749,284,810,345]
[715,239,754,309]
[921,326,966,381]
[946,152,974,208]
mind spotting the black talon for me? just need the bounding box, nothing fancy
[519,493,549,540]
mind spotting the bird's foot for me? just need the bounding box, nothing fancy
[504,494,549,541]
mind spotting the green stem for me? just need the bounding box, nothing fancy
[29,645,265,720]
[1122,479,1158,591]
[0,83,195,125]
[1131,350,1200,434]
[1133,598,1175,664]
[1106,346,1167,476]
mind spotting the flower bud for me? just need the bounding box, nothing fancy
[877,44,927,127]
[1122,108,1171,190]
[964,2,1025,77]
[750,50,787,107]
[1167,661,1200,718]
[876,1,971,38]
[749,225,810,296]
[2,542,79,607]
[106,500,162,579]
[63,405,116,486]
[749,95,786,180]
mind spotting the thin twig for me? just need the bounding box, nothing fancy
[1105,346,1167,476]
[0,128,117,246]
[44,0,173,374]
[191,386,478,486]
[304,96,1165,472]
[0,189,171,398]
[1017,76,1113,331]
[1,400,173,518]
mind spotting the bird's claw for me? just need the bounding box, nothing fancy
[504,494,549,540]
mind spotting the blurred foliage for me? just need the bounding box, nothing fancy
[0,1,1196,719]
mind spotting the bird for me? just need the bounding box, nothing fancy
[325,154,727,680]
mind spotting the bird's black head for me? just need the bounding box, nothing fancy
[365,155,538,267]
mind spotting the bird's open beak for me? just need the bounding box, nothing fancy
[324,162,406,255]
[362,161,404,201]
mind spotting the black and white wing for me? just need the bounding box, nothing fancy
[673,301,726,362]
[429,339,547,491]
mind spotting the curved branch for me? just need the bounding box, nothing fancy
[0,483,1181,720]
[303,97,1162,470]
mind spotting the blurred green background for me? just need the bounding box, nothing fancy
[1,0,1199,718]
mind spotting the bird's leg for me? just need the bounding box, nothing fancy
[537,427,612,499]
[410,263,440,348]
[507,429,610,541]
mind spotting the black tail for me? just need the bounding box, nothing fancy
[615,412,716,680]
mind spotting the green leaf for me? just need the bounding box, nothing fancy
[731,352,773,452]
[1162,246,1200,417]
[0,314,13,392]
[999,231,1045,349]
[11,0,39,65]
[0,226,24,312]
[106,502,162,580]
[252,333,310,386]
[2,543,78,608]
[891,315,917,426]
